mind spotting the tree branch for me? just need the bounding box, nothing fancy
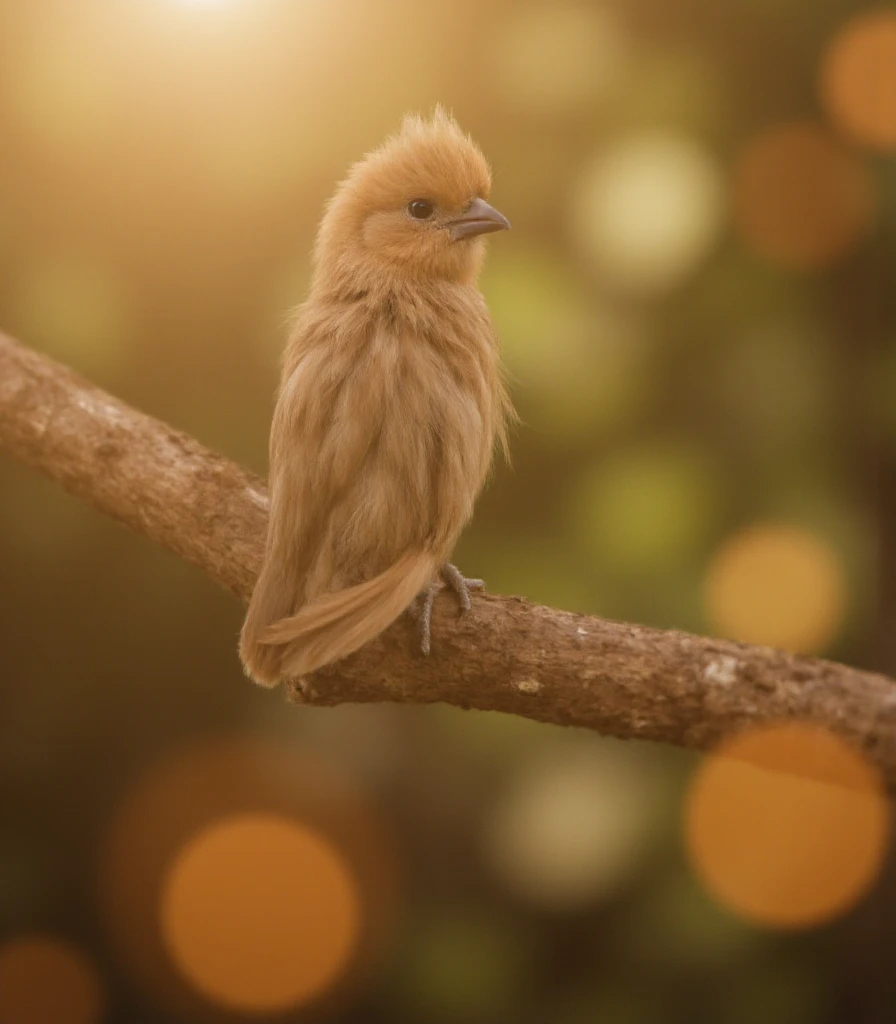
[3,329,895,791]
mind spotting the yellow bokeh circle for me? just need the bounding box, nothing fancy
[573,131,726,292]
[685,724,889,929]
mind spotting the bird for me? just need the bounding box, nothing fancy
[239,107,514,687]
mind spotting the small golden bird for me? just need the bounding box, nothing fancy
[239,107,513,686]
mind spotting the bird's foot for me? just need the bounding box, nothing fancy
[439,562,484,614]
[407,563,484,656]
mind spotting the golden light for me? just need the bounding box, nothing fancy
[821,9,896,152]
[161,813,359,1014]
[99,735,397,1019]
[0,935,104,1024]
[6,9,118,151]
[685,724,889,929]
[572,131,726,293]
[482,741,664,909]
[733,122,876,269]
[703,522,847,652]
[12,255,130,374]
[493,3,628,113]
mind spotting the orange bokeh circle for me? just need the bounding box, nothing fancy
[685,723,890,929]
[0,935,104,1024]
[821,9,896,151]
[98,736,398,1021]
[702,522,847,653]
[161,813,360,1015]
[733,122,875,269]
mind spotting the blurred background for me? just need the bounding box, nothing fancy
[0,0,894,1021]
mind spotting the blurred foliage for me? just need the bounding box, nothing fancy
[0,0,894,1021]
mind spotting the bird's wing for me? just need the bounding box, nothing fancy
[265,314,383,602]
[240,307,378,684]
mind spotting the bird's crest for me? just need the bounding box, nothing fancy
[341,106,492,213]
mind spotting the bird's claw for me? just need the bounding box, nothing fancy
[407,563,484,656]
[439,562,484,614]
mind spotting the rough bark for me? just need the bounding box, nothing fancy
[3,329,895,791]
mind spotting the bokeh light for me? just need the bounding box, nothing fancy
[493,3,628,113]
[571,131,726,293]
[733,123,876,269]
[483,247,654,440]
[483,740,665,909]
[99,735,396,1019]
[0,0,893,1015]
[570,441,722,573]
[161,813,359,1014]
[483,247,591,384]
[0,935,104,1024]
[703,522,847,652]
[821,9,896,152]
[685,724,889,929]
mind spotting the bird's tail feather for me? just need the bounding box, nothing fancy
[259,550,438,679]
[239,554,301,688]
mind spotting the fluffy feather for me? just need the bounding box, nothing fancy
[239,107,513,686]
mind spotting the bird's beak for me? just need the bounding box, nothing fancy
[447,197,511,241]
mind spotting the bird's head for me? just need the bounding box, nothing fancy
[313,107,509,292]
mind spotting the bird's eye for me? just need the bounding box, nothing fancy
[407,199,435,220]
